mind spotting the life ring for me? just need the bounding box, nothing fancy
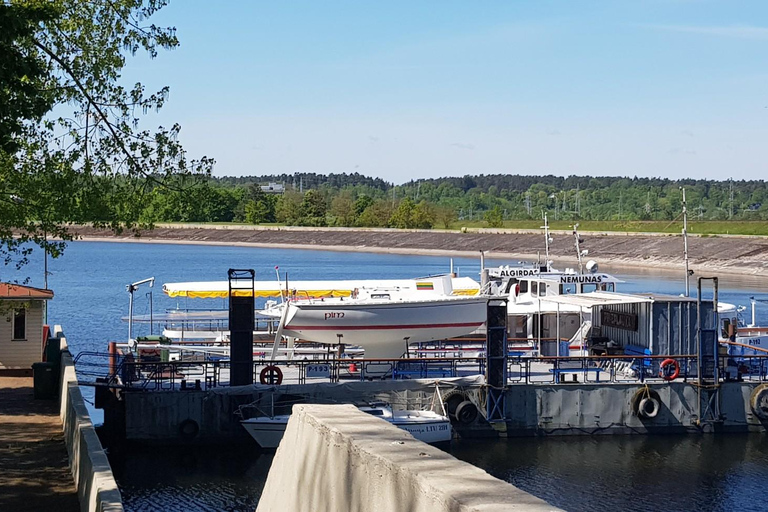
[259,365,283,385]
[750,384,768,421]
[178,419,200,439]
[659,358,680,381]
[638,397,660,419]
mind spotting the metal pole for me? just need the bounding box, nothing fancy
[682,188,690,297]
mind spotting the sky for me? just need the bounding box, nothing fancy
[122,1,768,184]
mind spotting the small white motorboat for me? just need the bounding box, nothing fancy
[240,403,452,448]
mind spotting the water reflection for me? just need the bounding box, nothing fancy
[110,445,272,512]
[450,434,768,512]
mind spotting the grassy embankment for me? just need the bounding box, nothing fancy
[171,220,768,236]
[452,220,768,236]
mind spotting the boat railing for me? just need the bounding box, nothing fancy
[97,353,768,391]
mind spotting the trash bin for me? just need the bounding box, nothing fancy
[32,362,57,400]
[45,337,61,367]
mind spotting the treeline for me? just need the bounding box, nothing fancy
[135,173,768,228]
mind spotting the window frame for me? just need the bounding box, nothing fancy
[12,307,27,341]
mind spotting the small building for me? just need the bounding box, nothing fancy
[0,283,54,374]
[260,182,285,194]
[542,291,716,355]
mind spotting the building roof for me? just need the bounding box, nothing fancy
[540,291,654,308]
[0,283,54,300]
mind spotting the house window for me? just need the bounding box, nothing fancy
[13,308,26,340]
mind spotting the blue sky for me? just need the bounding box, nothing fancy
[124,1,768,183]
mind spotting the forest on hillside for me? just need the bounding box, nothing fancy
[136,173,768,229]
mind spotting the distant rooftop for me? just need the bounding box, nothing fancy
[260,182,285,194]
[0,283,54,300]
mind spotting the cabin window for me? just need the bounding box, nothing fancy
[365,409,384,416]
[12,308,26,340]
[581,283,597,293]
[370,294,390,300]
[530,282,538,295]
[560,283,577,295]
[519,281,529,294]
[538,283,547,296]
[512,316,527,340]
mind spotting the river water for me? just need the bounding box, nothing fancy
[11,241,768,512]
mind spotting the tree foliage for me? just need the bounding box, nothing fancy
[1,0,213,273]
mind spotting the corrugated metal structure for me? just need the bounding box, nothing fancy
[543,292,715,355]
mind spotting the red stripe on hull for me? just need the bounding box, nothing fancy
[286,322,483,331]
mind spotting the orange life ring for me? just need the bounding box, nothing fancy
[659,358,680,381]
[259,365,283,385]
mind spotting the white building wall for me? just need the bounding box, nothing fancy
[0,300,44,369]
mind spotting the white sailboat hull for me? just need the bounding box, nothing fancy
[281,297,487,359]
[241,408,451,448]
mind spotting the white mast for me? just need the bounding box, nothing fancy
[540,213,552,270]
[682,188,690,297]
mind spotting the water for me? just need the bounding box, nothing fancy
[9,240,768,511]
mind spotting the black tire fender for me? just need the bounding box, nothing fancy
[455,400,478,425]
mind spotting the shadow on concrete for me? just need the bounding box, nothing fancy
[0,378,79,512]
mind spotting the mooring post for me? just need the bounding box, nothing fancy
[229,269,255,386]
[486,298,508,422]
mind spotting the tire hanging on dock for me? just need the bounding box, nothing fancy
[631,387,662,420]
[455,400,479,425]
[178,419,200,439]
[750,384,768,421]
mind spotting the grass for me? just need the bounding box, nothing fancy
[452,220,768,236]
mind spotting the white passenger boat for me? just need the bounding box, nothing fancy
[241,403,452,448]
[264,276,488,359]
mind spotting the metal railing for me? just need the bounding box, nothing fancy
[74,351,768,391]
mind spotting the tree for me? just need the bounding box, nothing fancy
[434,205,457,229]
[330,190,356,227]
[1,1,213,274]
[484,206,504,228]
[299,189,327,226]
[358,200,392,228]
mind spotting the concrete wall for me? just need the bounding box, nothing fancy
[0,300,44,370]
[256,404,561,512]
[57,328,124,512]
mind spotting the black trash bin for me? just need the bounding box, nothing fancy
[45,337,61,367]
[32,362,57,400]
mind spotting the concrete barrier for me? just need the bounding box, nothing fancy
[256,404,561,512]
[56,327,124,512]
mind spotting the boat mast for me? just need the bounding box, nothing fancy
[541,213,552,270]
[682,188,690,297]
[573,223,585,273]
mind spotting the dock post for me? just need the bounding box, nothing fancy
[486,299,508,422]
[229,269,256,386]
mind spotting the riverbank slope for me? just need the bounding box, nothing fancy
[72,224,768,277]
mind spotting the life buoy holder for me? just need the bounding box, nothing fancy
[659,358,680,381]
[260,365,283,385]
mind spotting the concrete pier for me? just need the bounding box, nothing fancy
[0,376,79,512]
[256,404,561,512]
